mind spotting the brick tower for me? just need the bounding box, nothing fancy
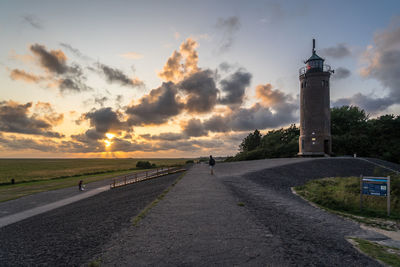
[298,39,334,156]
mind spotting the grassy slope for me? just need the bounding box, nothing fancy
[294,175,400,220]
[350,238,400,266]
[0,158,187,184]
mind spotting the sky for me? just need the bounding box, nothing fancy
[1,0,400,158]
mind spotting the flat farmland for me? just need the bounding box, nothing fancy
[0,158,188,184]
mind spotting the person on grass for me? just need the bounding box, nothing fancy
[78,180,85,191]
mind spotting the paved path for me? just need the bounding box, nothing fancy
[96,158,388,266]
[0,169,161,228]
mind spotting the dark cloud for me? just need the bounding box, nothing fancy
[334,21,400,113]
[218,62,234,72]
[179,69,219,113]
[218,70,252,107]
[140,132,186,141]
[22,14,43,29]
[182,119,208,137]
[84,107,128,137]
[0,101,64,138]
[59,78,91,92]
[9,44,90,93]
[0,135,57,152]
[332,93,394,114]
[30,44,69,74]
[215,16,240,52]
[203,115,231,132]
[321,43,351,58]
[97,63,144,88]
[332,67,351,80]
[59,43,91,60]
[126,82,184,125]
[94,96,109,107]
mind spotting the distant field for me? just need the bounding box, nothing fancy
[0,158,188,184]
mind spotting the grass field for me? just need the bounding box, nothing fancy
[294,174,400,220]
[0,158,188,185]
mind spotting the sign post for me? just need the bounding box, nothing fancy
[360,175,391,216]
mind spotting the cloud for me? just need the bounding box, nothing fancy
[22,14,43,29]
[141,132,186,141]
[60,43,91,60]
[83,107,129,137]
[215,16,240,52]
[126,82,184,125]
[218,70,252,107]
[59,77,91,92]
[202,84,298,132]
[334,20,400,113]
[9,44,90,93]
[181,119,208,137]
[218,62,234,72]
[321,43,351,58]
[158,38,199,83]
[332,93,394,114]
[10,69,43,83]
[119,52,144,59]
[0,135,58,152]
[332,67,351,80]
[0,100,64,138]
[179,69,218,113]
[94,96,109,107]
[30,44,69,74]
[255,83,291,107]
[97,63,144,88]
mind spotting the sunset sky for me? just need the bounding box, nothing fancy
[1,0,400,158]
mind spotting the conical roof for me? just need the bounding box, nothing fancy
[306,52,324,63]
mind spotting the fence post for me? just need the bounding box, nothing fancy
[388,176,391,217]
[113,179,116,188]
[146,171,148,178]
[124,176,127,185]
[360,175,363,211]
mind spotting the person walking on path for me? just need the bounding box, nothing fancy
[78,180,84,191]
[209,155,215,175]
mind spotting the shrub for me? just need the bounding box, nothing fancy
[136,161,152,169]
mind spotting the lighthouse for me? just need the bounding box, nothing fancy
[298,39,334,156]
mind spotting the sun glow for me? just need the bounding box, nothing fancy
[105,133,115,139]
[104,140,112,147]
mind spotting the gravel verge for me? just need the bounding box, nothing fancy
[0,172,182,266]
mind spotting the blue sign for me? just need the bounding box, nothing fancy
[362,178,388,196]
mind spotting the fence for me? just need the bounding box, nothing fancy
[110,166,185,189]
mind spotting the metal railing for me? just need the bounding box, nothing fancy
[299,64,332,76]
[110,166,185,189]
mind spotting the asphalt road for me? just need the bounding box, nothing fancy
[0,172,183,266]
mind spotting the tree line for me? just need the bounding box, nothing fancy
[226,106,400,163]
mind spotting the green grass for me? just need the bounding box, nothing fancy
[237,202,245,207]
[0,158,188,185]
[132,172,186,226]
[350,238,400,266]
[294,173,400,220]
[0,169,140,202]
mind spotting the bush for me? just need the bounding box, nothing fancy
[185,160,194,164]
[136,161,152,169]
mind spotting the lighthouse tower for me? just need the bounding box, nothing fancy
[298,39,334,156]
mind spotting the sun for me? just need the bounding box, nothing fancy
[105,133,115,139]
[104,140,112,147]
